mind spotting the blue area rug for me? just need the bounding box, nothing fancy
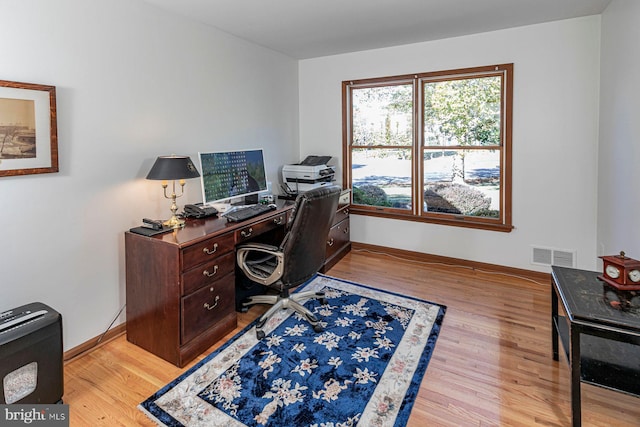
[140,274,446,427]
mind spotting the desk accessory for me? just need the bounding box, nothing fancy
[183,203,218,219]
[129,218,173,236]
[142,218,163,230]
[259,194,274,204]
[129,225,171,237]
[223,203,276,222]
[146,155,201,229]
[281,155,335,194]
[598,251,640,290]
[197,149,268,211]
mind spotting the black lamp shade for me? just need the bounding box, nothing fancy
[146,155,200,180]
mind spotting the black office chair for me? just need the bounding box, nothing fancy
[236,185,341,339]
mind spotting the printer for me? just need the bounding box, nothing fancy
[281,155,335,194]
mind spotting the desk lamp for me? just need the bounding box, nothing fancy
[146,155,200,228]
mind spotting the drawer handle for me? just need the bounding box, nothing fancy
[273,216,284,225]
[204,296,220,310]
[343,227,349,234]
[240,227,253,238]
[327,238,334,247]
[344,208,349,215]
[203,265,219,277]
[203,243,218,255]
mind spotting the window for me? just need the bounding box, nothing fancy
[342,64,513,232]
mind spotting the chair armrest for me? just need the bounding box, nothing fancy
[236,242,279,252]
[237,244,284,286]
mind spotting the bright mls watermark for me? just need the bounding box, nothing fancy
[0,405,68,427]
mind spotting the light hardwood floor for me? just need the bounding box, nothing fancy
[64,248,640,426]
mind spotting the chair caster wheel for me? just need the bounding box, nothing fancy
[256,330,265,339]
[313,324,324,333]
[319,298,328,305]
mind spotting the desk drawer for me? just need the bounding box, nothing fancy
[181,273,235,345]
[181,251,236,296]
[327,217,349,260]
[182,233,235,271]
[333,206,349,226]
[235,212,288,244]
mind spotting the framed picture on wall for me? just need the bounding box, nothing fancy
[0,79,58,177]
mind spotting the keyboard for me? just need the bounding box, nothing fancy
[224,204,277,222]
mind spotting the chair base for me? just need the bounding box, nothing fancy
[243,291,327,339]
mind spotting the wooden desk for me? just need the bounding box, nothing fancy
[125,202,293,367]
[125,198,351,367]
[551,266,640,426]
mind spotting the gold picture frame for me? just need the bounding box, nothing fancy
[0,79,58,177]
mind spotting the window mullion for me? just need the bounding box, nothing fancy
[414,77,422,217]
[342,82,352,191]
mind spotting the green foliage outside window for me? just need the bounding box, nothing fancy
[424,76,501,147]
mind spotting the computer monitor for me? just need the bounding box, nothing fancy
[198,149,268,210]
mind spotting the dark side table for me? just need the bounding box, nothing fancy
[551,266,640,426]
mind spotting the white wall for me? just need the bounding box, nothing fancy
[0,0,299,351]
[598,0,640,259]
[300,17,602,272]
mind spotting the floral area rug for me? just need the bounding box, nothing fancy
[139,274,446,427]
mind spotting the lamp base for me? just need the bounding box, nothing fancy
[163,215,185,229]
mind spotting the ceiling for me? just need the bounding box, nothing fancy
[141,0,612,59]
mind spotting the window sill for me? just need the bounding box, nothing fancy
[349,207,514,233]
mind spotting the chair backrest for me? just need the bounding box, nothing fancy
[279,185,341,287]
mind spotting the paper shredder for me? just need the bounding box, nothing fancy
[0,302,63,404]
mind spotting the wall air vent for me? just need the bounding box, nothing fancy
[531,246,576,268]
